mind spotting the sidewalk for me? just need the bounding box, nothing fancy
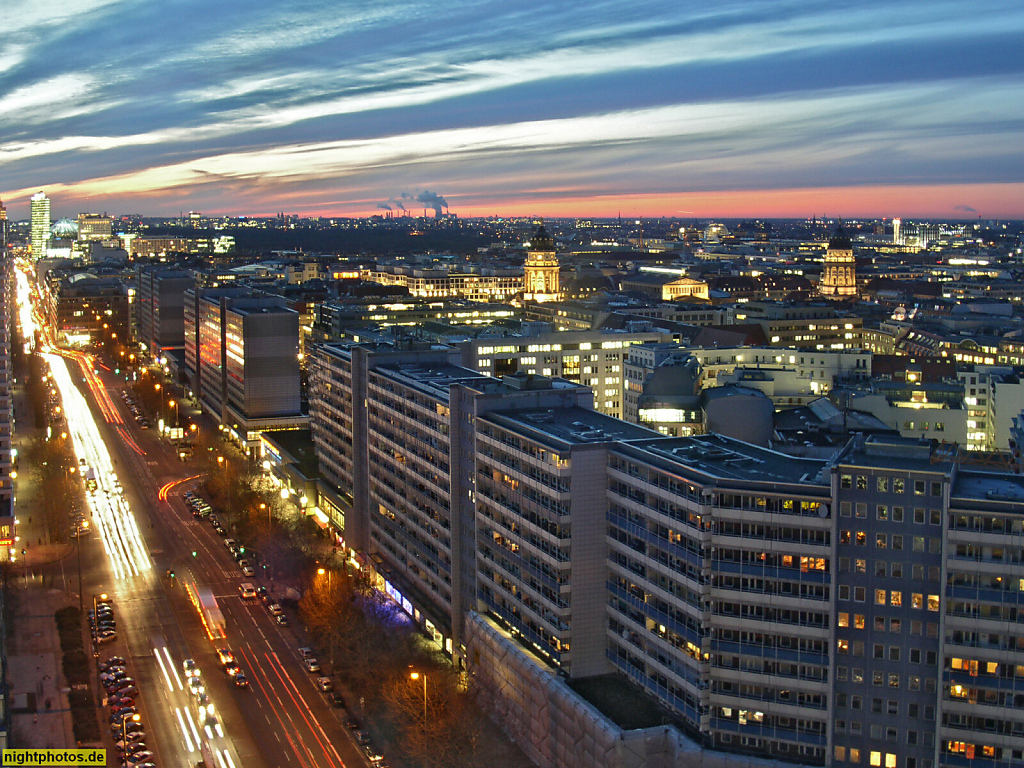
[5,583,76,748]
[5,353,78,748]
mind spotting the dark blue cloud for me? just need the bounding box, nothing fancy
[2,0,1023,216]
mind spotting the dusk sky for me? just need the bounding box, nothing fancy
[3,0,1023,220]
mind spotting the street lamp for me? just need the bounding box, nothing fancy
[76,520,89,615]
[409,670,427,726]
[121,712,141,767]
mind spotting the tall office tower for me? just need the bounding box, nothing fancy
[818,224,857,298]
[30,192,50,258]
[0,199,7,250]
[893,217,903,245]
[0,253,12,518]
[522,224,560,302]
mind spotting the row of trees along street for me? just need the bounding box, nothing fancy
[299,568,527,768]
[24,348,87,544]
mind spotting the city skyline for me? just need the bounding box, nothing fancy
[3,0,1023,220]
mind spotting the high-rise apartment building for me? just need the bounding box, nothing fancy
[135,266,193,356]
[309,344,1024,768]
[30,192,50,258]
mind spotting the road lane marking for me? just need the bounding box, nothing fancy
[184,706,202,746]
[175,707,196,753]
[153,645,175,692]
[162,646,184,690]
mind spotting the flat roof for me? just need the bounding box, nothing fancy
[569,674,672,731]
[484,406,657,449]
[626,433,831,486]
[954,471,1024,504]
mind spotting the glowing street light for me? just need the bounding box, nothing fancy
[409,670,428,725]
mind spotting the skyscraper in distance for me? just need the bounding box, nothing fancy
[0,199,7,251]
[30,192,50,259]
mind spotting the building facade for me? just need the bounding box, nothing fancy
[523,225,561,303]
[30,192,50,259]
[819,227,857,298]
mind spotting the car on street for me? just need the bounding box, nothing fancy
[216,648,235,666]
[330,691,346,708]
[267,604,284,617]
[238,583,256,599]
[95,630,117,643]
[302,657,320,673]
[224,661,241,677]
[126,751,155,767]
[316,676,333,692]
[242,564,255,577]
[355,730,372,746]
[275,613,289,626]
[100,656,126,670]
[298,647,314,659]
[234,672,249,687]
[344,714,361,730]
[256,586,270,604]
[187,677,205,697]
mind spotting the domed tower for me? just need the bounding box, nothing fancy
[819,224,856,298]
[523,225,560,302]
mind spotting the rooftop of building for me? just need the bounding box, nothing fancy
[624,432,832,486]
[953,471,1024,505]
[377,359,489,398]
[568,675,674,731]
[484,405,657,448]
[262,428,319,479]
[839,434,954,473]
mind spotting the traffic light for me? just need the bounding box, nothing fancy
[191,550,197,558]
[239,546,245,554]
[169,570,175,579]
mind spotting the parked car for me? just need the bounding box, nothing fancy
[330,691,346,708]
[316,677,333,692]
[355,730,372,746]
[302,657,320,673]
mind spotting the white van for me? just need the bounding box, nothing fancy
[239,583,256,599]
